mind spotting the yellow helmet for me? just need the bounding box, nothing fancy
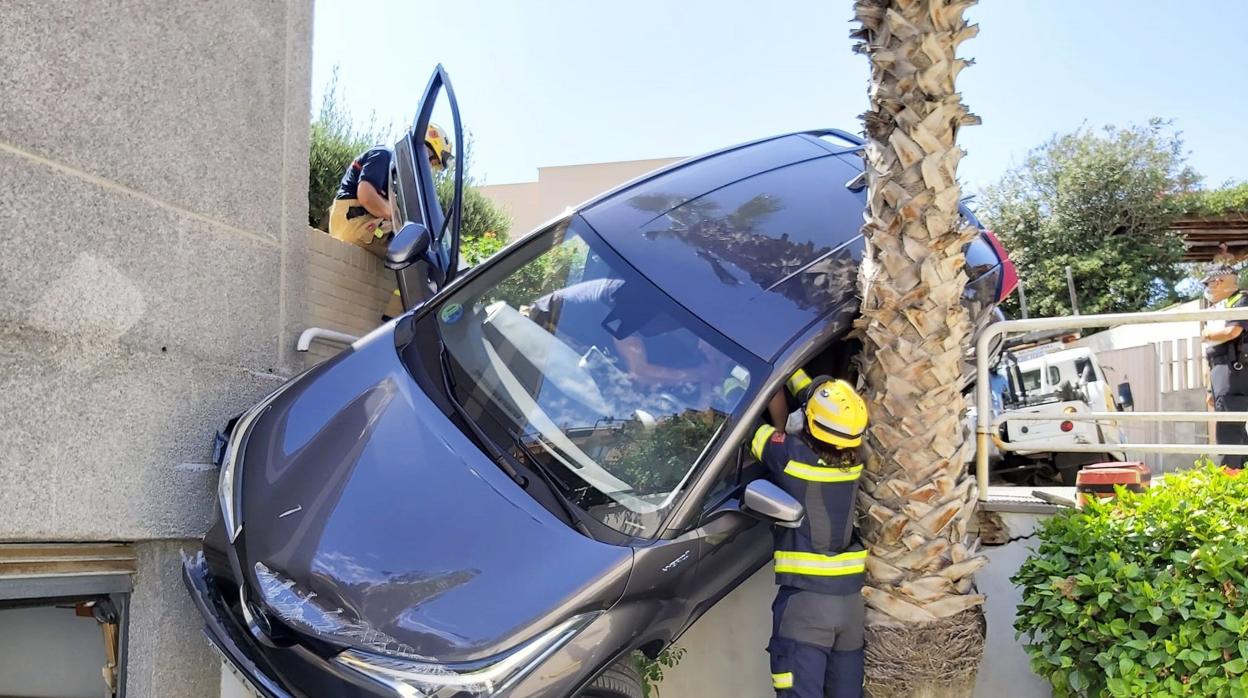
[805,379,868,449]
[424,123,453,172]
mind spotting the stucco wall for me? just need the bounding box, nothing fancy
[657,513,1055,697]
[479,157,683,239]
[0,1,314,695]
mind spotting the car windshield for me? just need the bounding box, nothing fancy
[435,217,760,538]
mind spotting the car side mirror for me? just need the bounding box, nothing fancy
[742,480,804,529]
[1116,382,1134,411]
[386,222,431,271]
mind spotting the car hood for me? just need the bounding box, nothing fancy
[237,323,633,663]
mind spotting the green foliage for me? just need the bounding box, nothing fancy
[436,172,512,265]
[308,70,390,230]
[1013,463,1248,697]
[483,236,587,309]
[633,645,687,698]
[979,120,1199,316]
[608,410,722,496]
[308,69,513,256]
[1174,183,1248,218]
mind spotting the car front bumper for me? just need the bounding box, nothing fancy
[182,552,296,698]
[182,552,397,698]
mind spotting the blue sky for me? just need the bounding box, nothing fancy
[313,0,1247,193]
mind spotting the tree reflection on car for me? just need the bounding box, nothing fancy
[436,223,754,537]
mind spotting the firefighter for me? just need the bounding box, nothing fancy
[767,367,821,433]
[751,377,868,698]
[329,124,453,319]
[1202,264,1248,467]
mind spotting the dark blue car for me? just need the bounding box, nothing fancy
[183,66,1015,698]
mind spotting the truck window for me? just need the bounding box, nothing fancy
[1020,369,1043,393]
[1048,366,1062,389]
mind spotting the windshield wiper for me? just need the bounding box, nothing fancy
[505,430,597,541]
[437,344,529,489]
[436,342,596,540]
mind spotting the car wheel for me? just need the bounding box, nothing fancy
[578,657,645,698]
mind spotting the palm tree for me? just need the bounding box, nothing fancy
[851,1,986,696]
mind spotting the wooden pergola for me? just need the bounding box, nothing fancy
[1174,212,1248,261]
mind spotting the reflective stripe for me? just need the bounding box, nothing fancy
[786,369,812,395]
[752,425,776,461]
[772,672,794,689]
[774,549,868,577]
[784,460,862,483]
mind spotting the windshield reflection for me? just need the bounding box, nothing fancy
[436,218,757,537]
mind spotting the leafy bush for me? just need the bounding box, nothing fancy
[308,69,514,256]
[435,173,511,265]
[1174,183,1248,218]
[633,645,687,698]
[308,71,389,231]
[482,236,586,309]
[1013,463,1248,697]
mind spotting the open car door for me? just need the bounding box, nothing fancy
[387,64,464,309]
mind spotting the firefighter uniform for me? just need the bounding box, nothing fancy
[330,146,395,253]
[1207,290,1248,467]
[751,383,867,698]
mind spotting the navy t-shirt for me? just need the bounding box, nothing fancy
[336,146,391,201]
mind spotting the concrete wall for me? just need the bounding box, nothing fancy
[656,514,1055,697]
[656,568,775,697]
[479,157,683,239]
[1161,388,1215,472]
[0,1,314,695]
[974,513,1053,698]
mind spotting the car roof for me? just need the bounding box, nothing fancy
[580,133,871,361]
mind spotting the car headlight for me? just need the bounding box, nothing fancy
[334,613,601,697]
[252,561,600,695]
[218,380,298,542]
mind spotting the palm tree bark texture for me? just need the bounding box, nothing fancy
[850,1,987,696]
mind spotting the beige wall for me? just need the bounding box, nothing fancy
[304,228,399,364]
[480,157,684,239]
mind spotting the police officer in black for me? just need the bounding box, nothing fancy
[1202,264,1248,468]
[750,377,869,698]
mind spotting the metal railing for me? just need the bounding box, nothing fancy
[974,307,1248,501]
[296,327,360,352]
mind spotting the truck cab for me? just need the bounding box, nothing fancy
[996,346,1127,484]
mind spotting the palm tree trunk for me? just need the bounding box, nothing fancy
[851,1,986,695]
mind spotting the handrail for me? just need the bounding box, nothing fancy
[994,411,1248,424]
[296,327,360,353]
[975,306,1248,501]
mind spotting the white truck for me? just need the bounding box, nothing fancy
[991,346,1128,485]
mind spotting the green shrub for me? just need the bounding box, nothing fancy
[633,645,687,697]
[435,173,511,265]
[308,69,513,254]
[308,71,389,231]
[1013,463,1248,697]
[1174,183,1248,218]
